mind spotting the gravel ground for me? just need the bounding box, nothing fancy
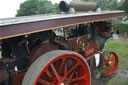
[92,70,128,85]
[92,76,113,85]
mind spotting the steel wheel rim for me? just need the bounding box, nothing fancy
[34,53,91,85]
[104,52,118,75]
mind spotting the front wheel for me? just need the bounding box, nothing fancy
[22,50,91,85]
[103,50,119,75]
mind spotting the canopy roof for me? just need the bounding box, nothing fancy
[0,11,125,40]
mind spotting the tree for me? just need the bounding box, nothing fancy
[73,0,119,10]
[119,0,128,14]
[88,0,119,10]
[17,0,38,16]
[119,0,128,20]
[16,0,59,16]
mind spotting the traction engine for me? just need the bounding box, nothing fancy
[0,21,119,85]
[0,1,124,85]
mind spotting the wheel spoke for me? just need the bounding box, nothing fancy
[110,55,113,60]
[111,56,115,60]
[111,58,115,61]
[68,70,76,80]
[108,66,112,71]
[104,58,107,61]
[67,68,76,85]
[112,60,115,64]
[69,76,85,83]
[112,63,114,68]
[59,58,66,74]
[104,57,108,61]
[50,64,61,81]
[67,63,80,75]
[107,54,111,59]
[39,79,55,85]
[104,65,108,72]
[45,69,53,80]
[110,64,113,68]
[24,51,91,85]
[104,61,108,65]
[107,54,110,59]
[64,61,68,78]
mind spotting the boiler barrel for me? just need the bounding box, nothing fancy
[59,1,98,12]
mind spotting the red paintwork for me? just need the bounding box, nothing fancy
[13,72,26,85]
[85,48,95,56]
[66,35,98,63]
[28,42,59,65]
[34,53,91,85]
[67,35,87,51]
[87,40,99,51]
[104,51,118,75]
[0,58,16,62]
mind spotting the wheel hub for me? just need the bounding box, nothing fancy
[60,80,68,85]
[61,83,64,85]
[57,78,67,85]
[109,61,112,64]
[105,60,110,66]
[105,60,112,66]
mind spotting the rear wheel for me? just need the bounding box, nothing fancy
[103,50,118,75]
[22,50,91,85]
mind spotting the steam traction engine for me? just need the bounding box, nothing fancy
[0,1,125,85]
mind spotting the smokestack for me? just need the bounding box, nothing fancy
[59,1,98,12]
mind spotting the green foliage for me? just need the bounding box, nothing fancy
[113,23,128,33]
[108,1,118,10]
[119,0,128,20]
[17,0,38,16]
[119,0,128,14]
[35,0,57,14]
[88,0,119,10]
[72,0,118,9]
[16,0,59,16]
[71,0,125,11]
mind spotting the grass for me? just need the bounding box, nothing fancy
[108,78,128,85]
[104,37,128,85]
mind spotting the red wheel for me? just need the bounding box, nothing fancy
[22,50,91,85]
[103,51,118,75]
